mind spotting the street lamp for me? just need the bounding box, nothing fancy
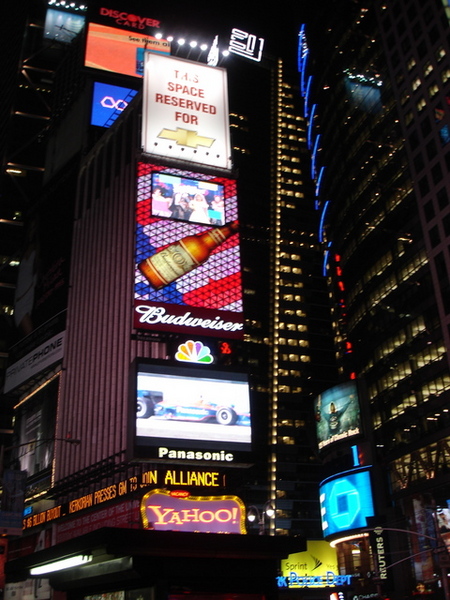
[247,501,275,534]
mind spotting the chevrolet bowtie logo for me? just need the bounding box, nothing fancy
[158,127,215,148]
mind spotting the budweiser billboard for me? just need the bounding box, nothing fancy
[142,54,232,170]
[134,163,243,339]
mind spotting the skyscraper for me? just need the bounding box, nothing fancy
[2,1,335,598]
[302,0,450,596]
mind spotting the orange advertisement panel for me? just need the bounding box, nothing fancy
[85,22,170,77]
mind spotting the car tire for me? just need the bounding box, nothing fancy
[137,398,154,419]
[216,407,237,426]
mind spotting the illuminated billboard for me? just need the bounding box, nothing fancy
[142,53,232,170]
[13,378,58,485]
[135,362,251,461]
[228,28,265,62]
[344,72,382,114]
[91,82,138,128]
[150,172,226,225]
[141,489,246,533]
[85,22,170,77]
[278,541,352,589]
[319,468,375,537]
[134,163,243,339]
[44,8,85,43]
[314,382,361,450]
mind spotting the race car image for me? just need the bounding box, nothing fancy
[155,398,249,426]
[136,367,252,448]
[137,391,249,426]
[137,390,163,419]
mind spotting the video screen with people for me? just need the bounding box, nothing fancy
[151,172,226,226]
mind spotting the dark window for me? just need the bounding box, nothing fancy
[414,152,425,171]
[417,40,427,58]
[412,22,422,39]
[434,251,448,281]
[409,129,420,147]
[407,5,416,20]
[421,116,431,137]
[432,162,443,184]
[443,212,450,236]
[428,25,439,45]
[437,187,449,209]
[434,251,450,314]
[419,175,430,196]
[426,138,437,160]
[401,37,411,53]
[396,18,406,35]
[424,199,435,221]
[430,224,440,247]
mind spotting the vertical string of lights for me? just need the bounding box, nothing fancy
[267,58,286,534]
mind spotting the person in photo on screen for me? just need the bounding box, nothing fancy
[189,193,211,224]
[152,187,172,217]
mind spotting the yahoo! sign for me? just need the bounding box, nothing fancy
[140,489,246,533]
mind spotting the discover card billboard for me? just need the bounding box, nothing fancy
[85,22,170,77]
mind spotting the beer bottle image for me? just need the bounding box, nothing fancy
[138,221,239,290]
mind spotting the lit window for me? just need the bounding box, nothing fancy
[407,56,417,71]
[429,84,439,98]
[443,69,450,84]
[424,62,433,77]
[416,97,426,111]
[437,46,446,62]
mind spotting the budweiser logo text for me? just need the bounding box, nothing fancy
[135,305,243,332]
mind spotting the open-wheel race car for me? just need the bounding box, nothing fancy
[137,391,249,426]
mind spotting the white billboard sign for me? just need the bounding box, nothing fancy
[142,53,231,170]
[4,331,65,393]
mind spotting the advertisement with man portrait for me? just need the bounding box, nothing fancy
[314,382,362,450]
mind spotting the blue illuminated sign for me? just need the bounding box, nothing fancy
[91,82,138,128]
[320,468,374,536]
[277,571,353,588]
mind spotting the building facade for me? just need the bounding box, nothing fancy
[302,0,450,597]
[1,2,337,599]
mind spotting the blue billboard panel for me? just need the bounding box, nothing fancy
[345,75,382,114]
[319,468,375,537]
[91,82,138,128]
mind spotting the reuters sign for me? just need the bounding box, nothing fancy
[140,489,246,533]
[142,54,231,170]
